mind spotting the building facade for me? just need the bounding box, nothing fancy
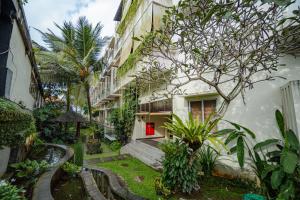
[91,0,300,168]
[0,0,44,176]
[0,0,43,110]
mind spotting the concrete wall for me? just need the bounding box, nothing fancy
[132,115,170,140]
[0,147,11,177]
[6,21,35,110]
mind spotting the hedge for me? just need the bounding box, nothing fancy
[0,98,35,147]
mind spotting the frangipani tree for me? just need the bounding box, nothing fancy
[136,0,300,115]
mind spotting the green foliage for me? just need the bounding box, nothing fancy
[10,160,49,183]
[198,146,219,176]
[0,98,35,147]
[154,177,171,198]
[116,0,142,36]
[109,141,122,151]
[109,85,138,143]
[117,33,155,77]
[0,181,25,200]
[86,139,102,154]
[62,162,81,177]
[225,110,300,199]
[73,142,84,166]
[163,112,222,151]
[161,140,200,194]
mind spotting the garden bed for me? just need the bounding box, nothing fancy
[97,157,257,200]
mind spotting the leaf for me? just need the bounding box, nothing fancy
[213,129,236,137]
[237,136,245,168]
[224,132,239,145]
[226,120,241,130]
[261,164,276,179]
[285,129,299,150]
[132,36,141,41]
[271,169,285,189]
[281,150,298,174]
[240,125,256,139]
[275,110,285,137]
[253,139,279,151]
[229,146,237,154]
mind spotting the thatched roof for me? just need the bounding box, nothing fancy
[53,111,87,123]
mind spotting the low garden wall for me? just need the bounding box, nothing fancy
[32,143,74,200]
[88,167,146,200]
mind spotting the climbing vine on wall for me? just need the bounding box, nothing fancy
[0,98,35,147]
[117,0,143,36]
[117,33,155,78]
[108,84,138,143]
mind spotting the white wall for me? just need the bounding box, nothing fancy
[6,21,35,110]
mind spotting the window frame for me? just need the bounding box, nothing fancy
[188,97,217,122]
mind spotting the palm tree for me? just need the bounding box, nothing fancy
[34,43,79,111]
[40,17,109,121]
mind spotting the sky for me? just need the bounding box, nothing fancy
[24,0,120,48]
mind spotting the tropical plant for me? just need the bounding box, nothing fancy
[73,142,84,166]
[198,146,219,176]
[34,43,79,112]
[161,140,200,194]
[0,98,35,148]
[108,85,138,144]
[86,139,102,154]
[154,177,171,198]
[109,141,122,151]
[0,180,25,200]
[10,160,49,183]
[224,110,300,199]
[62,162,81,177]
[39,17,109,121]
[163,112,223,151]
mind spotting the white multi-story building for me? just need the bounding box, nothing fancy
[91,0,300,175]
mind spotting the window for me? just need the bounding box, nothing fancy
[189,99,216,122]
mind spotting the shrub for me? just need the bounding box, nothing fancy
[94,124,104,140]
[109,141,122,151]
[10,160,49,183]
[224,110,300,199]
[0,180,25,200]
[0,98,35,147]
[154,177,171,198]
[198,146,219,176]
[73,142,84,166]
[86,139,102,154]
[62,162,81,177]
[161,140,200,194]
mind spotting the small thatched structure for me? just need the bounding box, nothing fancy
[53,111,87,137]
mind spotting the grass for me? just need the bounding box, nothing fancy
[84,142,119,160]
[175,176,258,200]
[97,157,161,200]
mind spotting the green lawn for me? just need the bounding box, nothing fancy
[97,157,160,200]
[84,142,119,160]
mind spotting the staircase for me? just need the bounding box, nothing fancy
[120,140,165,170]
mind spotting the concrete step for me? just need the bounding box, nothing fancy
[120,141,165,170]
[125,142,164,162]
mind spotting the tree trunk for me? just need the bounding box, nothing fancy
[76,122,81,138]
[85,83,92,122]
[65,81,71,134]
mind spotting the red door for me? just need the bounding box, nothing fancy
[146,123,155,136]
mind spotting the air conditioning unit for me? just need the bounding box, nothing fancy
[281,80,300,137]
